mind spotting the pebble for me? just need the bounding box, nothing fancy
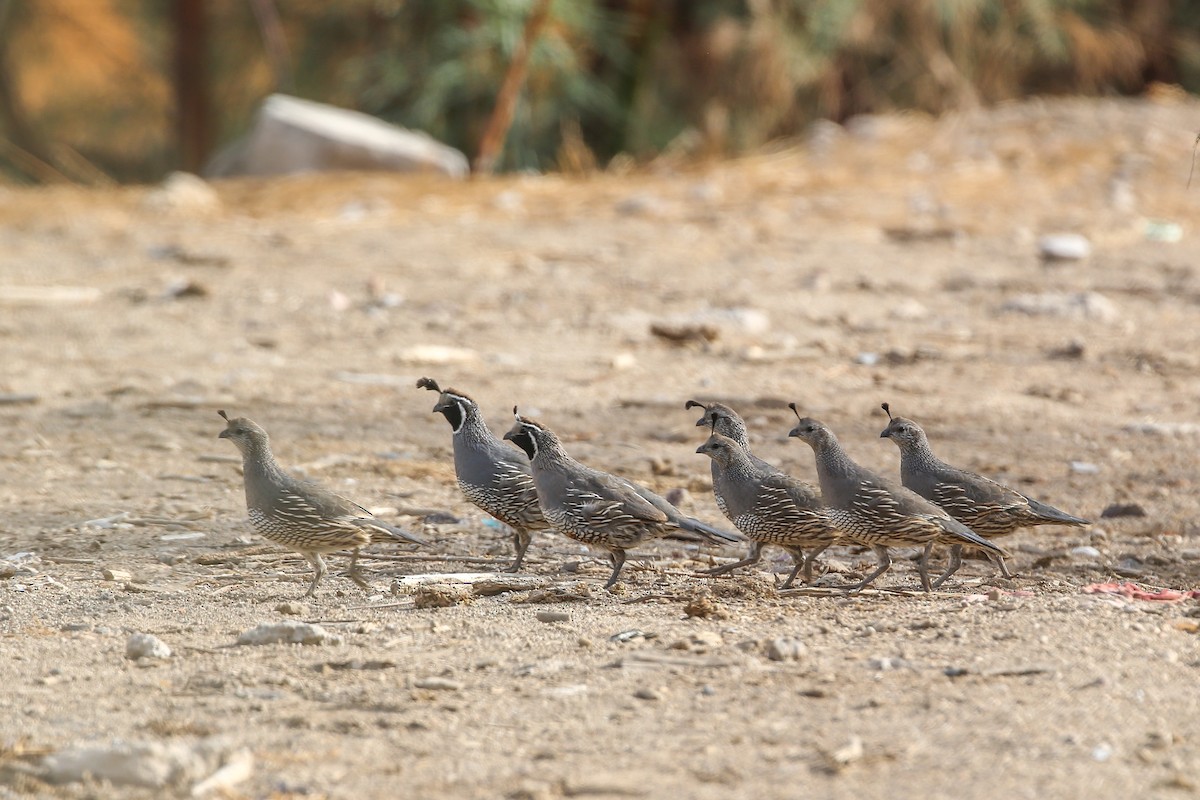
[413,677,462,691]
[125,633,171,661]
[1123,422,1200,437]
[633,688,661,701]
[1001,291,1118,322]
[1071,546,1102,559]
[395,345,478,365]
[274,601,309,616]
[1038,233,1092,261]
[614,193,664,217]
[140,172,221,216]
[102,568,133,582]
[868,657,909,671]
[1100,503,1147,518]
[42,737,246,790]
[766,637,806,662]
[236,622,341,647]
[1069,461,1100,475]
[536,611,570,624]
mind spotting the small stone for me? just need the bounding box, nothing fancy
[102,568,132,582]
[1071,546,1102,559]
[633,688,660,701]
[413,677,462,691]
[536,611,570,623]
[1038,233,1092,261]
[236,621,340,646]
[766,637,806,662]
[141,171,221,216]
[1092,742,1114,762]
[1001,291,1117,323]
[125,633,171,661]
[610,352,637,370]
[274,602,308,616]
[1069,461,1100,475]
[394,345,478,365]
[615,193,663,216]
[868,657,909,671]
[1100,503,1147,518]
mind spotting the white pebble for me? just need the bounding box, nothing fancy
[125,633,171,661]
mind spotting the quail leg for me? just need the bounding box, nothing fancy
[345,549,371,590]
[918,543,934,592]
[504,528,532,573]
[303,553,328,598]
[932,544,964,589]
[779,546,806,590]
[848,545,891,594]
[603,549,627,589]
[800,542,832,585]
[701,542,764,578]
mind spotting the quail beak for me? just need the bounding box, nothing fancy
[693,417,707,428]
[695,443,707,455]
[787,426,802,439]
[218,429,230,440]
[879,429,891,439]
[432,400,450,414]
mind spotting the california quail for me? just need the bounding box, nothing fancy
[786,405,1004,593]
[685,400,778,474]
[879,403,1088,586]
[417,377,550,572]
[217,410,427,597]
[686,399,782,522]
[695,432,840,588]
[503,410,741,589]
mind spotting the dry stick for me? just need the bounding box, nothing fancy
[472,0,554,175]
[1189,131,1200,189]
[248,0,293,93]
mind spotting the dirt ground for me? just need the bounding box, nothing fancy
[4,95,1200,799]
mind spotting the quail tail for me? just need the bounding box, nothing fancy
[1026,497,1089,527]
[358,519,429,547]
[938,517,1006,556]
[676,516,742,545]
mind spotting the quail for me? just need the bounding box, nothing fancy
[879,403,1088,586]
[217,410,427,597]
[685,400,779,475]
[786,405,1004,593]
[695,432,840,588]
[686,399,783,522]
[417,377,550,572]
[503,410,741,589]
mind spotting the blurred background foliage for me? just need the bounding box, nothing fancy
[0,0,1196,183]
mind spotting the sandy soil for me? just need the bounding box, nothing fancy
[3,95,1200,799]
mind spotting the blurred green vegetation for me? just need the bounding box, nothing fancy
[0,0,1197,182]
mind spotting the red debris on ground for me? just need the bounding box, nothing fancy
[1082,582,1200,602]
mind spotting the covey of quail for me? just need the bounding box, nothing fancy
[786,405,1004,593]
[695,432,840,588]
[218,410,427,597]
[503,410,741,588]
[418,377,550,572]
[879,403,1088,586]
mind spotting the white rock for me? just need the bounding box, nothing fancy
[1071,546,1102,559]
[1038,233,1092,261]
[141,172,221,215]
[1000,292,1118,323]
[126,633,171,660]
[236,621,341,646]
[1069,461,1100,475]
[766,637,806,662]
[1123,422,1200,436]
[42,737,243,790]
[205,94,468,179]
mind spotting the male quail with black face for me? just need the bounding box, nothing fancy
[418,377,550,572]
